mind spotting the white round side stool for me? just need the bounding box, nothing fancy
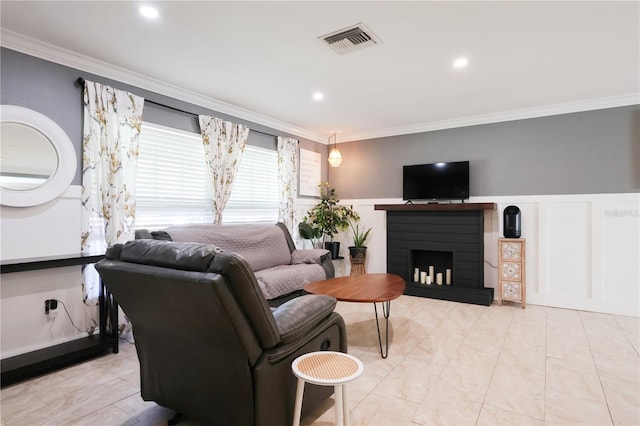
[291,351,364,426]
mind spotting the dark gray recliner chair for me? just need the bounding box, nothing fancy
[96,239,347,425]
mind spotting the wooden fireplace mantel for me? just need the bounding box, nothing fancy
[374,202,496,212]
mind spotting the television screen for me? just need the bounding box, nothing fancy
[403,161,470,201]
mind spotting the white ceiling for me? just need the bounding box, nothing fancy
[1,1,638,143]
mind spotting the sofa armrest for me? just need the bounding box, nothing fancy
[291,249,329,265]
[135,229,153,239]
[320,251,335,278]
[272,294,337,344]
[291,248,334,278]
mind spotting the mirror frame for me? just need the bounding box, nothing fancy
[1,105,77,207]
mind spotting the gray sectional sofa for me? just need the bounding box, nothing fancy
[135,222,334,304]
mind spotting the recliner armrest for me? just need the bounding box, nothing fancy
[272,295,337,344]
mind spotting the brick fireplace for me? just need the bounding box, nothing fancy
[375,203,496,306]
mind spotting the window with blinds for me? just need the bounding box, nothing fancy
[135,123,214,229]
[223,145,279,223]
[135,122,278,230]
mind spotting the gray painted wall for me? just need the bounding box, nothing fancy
[0,48,329,190]
[330,105,640,199]
[3,48,637,200]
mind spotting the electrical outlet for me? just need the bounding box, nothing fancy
[44,299,58,315]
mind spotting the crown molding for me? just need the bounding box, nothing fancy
[339,93,640,142]
[0,30,326,143]
[3,30,637,146]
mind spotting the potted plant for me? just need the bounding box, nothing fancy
[348,219,371,275]
[302,182,359,259]
[348,220,371,256]
[298,220,322,249]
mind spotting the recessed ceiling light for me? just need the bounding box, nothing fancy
[139,5,159,19]
[312,92,324,101]
[453,57,469,69]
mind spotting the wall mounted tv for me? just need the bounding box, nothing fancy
[403,161,470,201]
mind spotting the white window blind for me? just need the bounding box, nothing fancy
[136,123,214,229]
[135,122,279,230]
[223,145,279,223]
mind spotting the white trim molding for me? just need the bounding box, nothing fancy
[1,29,326,143]
[3,30,638,145]
[338,94,640,142]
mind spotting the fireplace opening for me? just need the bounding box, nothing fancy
[410,249,453,286]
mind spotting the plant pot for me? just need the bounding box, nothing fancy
[324,241,341,259]
[348,246,367,275]
[348,246,367,259]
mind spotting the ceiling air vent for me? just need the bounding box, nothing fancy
[320,23,380,55]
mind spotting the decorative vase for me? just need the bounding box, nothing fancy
[324,241,341,259]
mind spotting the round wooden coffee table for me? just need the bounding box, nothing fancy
[304,273,406,358]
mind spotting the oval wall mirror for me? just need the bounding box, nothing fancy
[0,105,77,207]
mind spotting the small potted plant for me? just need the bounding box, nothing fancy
[348,220,371,256]
[348,219,371,274]
[298,219,322,249]
[302,182,359,259]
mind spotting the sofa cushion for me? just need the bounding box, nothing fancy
[254,264,326,300]
[163,224,292,271]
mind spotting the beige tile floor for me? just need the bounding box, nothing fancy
[1,296,639,425]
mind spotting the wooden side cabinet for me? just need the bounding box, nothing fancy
[498,238,526,308]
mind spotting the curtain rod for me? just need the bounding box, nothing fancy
[75,77,277,138]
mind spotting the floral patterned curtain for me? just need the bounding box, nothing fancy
[81,80,143,305]
[199,115,249,224]
[277,136,299,233]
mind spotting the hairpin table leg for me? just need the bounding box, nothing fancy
[373,301,391,359]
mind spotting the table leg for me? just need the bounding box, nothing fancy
[373,301,391,359]
[335,384,344,426]
[292,378,305,426]
[343,383,350,426]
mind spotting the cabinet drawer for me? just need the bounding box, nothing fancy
[501,262,521,280]
[500,241,523,261]
[501,281,522,300]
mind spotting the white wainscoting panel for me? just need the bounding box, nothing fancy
[1,185,82,260]
[545,202,592,299]
[600,201,639,314]
[1,267,89,358]
[1,185,87,358]
[336,193,639,317]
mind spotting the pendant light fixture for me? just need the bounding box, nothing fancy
[327,134,342,167]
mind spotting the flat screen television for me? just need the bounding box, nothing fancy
[403,161,470,201]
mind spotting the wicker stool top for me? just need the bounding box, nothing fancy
[292,351,364,386]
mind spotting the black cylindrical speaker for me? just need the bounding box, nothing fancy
[503,205,521,238]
